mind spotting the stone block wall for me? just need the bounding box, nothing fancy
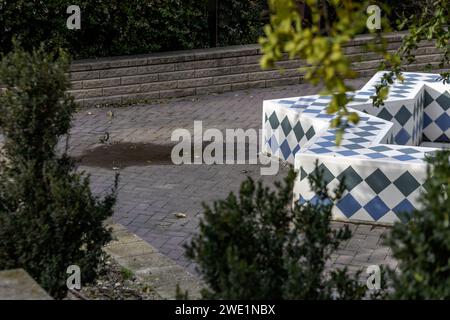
[69,32,447,107]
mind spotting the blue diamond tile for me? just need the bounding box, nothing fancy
[436,134,450,143]
[337,166,363,191]
[435,113,450,131]
[436,91,450,110]
[278,99,296,105]
[357,91,373,96]
[316,164,335,185]
[317,113,335,119]
[398,148,420,154]
[395,128,411,145]
[269,135,279,153]
[337,150,358,156]
[424,90,434,106]
[311,101,330,106]
[377,108,393,121]
[370,145,391,152]
[394,171,420,197]
[394,106,412,126]
[348,137,370,143]
[323,135,336,141]
[337,193,362,218]
[280,140,292,160]
[309,148,332,154]
[310,195,333,206]
[422,133,431,142]
[365,169,391,194]
[392,154,415,161]
[293,122,305,141]
[353,98,368,102]
[366,153,386,159]
[342,143,364,150]
[364,196,390,220]
[303,109,321,114]
[367,121,384,125]
[359,125,379,131]
[297,97,316,102]
[305,127,316,140]
[300,167,308,180]
[354,131,376,137]
[281,116,293,136]
[269,112,280,129]
[291,104,309,109]
[292,144,301,155]
[317,141,336,148]
[393,199,415,215]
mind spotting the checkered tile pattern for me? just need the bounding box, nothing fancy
[306,136,431,164]
[422,82,450,142]
[351,96,424,146]
[357,72,441,102]
[263,71,450,223]
[263,110,318,163]
[293,156,427,224]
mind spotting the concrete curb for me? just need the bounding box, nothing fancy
[105,223,204,300]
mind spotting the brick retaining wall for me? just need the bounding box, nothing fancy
[70,32,448,107]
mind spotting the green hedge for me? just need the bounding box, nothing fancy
[0,0,268,59]
[217,0,268,46]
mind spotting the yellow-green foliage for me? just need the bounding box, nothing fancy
[260,0,449,144]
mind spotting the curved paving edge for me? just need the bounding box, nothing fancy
[105,223,204,299]
[262,71,450,223]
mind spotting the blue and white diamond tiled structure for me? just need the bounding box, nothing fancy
[262,71,450,224]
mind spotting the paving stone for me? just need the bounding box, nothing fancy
[354,224,375,234]
[0,269,52,300]
[105,241,156,257]
[353,253,372,262]
[368,248,389,264]
[384,258,398,270]
[109,229,143,245]
[336,249,358,256]
[335,255,354,265]
[363,235,382,249]
[106,224,204,299]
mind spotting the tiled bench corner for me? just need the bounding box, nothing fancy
[262,71,450,224]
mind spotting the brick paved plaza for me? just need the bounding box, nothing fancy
[69,78,396,276]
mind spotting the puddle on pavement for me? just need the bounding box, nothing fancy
[77,141,257,169]
[78,142,173,168]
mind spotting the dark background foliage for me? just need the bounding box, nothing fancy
[0,1,426,59]
[382,150,450,299]
[217,0,269,46]
[0,0,269,59]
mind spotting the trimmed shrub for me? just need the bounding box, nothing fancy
[383,150,450,299]
[186,166,366,299]
[0,44,117,299]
